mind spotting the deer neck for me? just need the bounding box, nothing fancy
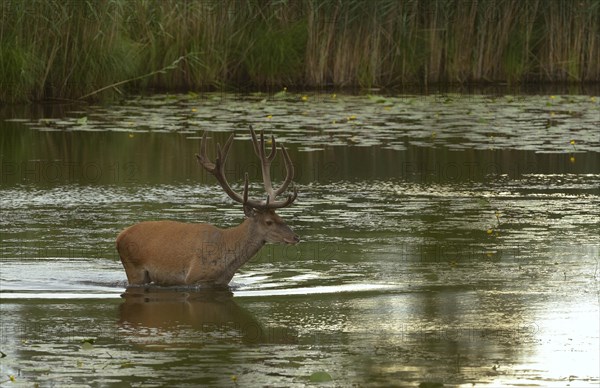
[218,218,265,280]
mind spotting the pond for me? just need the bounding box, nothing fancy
[1,91,599,386]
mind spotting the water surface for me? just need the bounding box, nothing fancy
[1,92,599,386]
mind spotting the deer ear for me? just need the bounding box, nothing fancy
[244,205,255,217]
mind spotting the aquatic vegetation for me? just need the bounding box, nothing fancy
[14,93,600,155]
[309,371,333,382]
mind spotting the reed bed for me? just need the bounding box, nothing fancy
[1,0,598,103]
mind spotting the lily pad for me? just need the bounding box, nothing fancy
[309,371,332,382]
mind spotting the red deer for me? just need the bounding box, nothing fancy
[116,126,299,287]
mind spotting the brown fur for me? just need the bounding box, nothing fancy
[116,209,298,287]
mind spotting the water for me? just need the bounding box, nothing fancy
[1,92,599,386]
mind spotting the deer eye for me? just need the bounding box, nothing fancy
[265,219,273,226]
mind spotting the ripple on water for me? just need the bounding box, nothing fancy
[1,172,597,298]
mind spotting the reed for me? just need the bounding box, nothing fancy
[1,0,598,103]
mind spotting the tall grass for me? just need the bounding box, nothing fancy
[1,0,141,102]
[1,0,599,103]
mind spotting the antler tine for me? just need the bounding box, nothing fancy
[265,184,298,209]
[249,125,261,157]
[249,125,277,160]
[243,173,249,204]
[249,125,276,200]
[273,144,295,197]
[196,132,246,205]
[266,134,277,162]
[197,132,215,171]
[216,132,234,167]
[247,125,298,209]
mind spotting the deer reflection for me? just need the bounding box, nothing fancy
[119,287,297,345]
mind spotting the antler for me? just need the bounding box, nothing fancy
[248,125,297,208]
[196,126,297,210]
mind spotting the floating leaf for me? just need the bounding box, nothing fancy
[81,342,94,350]
[309,371,332,382]
[81,338,95,350]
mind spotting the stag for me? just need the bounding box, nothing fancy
[116,126,299,287]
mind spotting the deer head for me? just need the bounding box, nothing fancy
[196,125,299,245]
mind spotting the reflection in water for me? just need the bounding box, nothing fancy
[119,287,297,345]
